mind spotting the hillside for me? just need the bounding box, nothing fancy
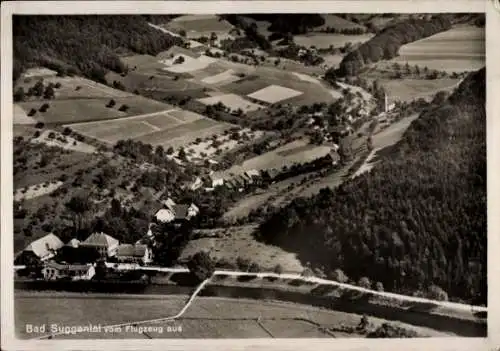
[258,68,486,304]
[13,15,182,82]
[337,15,453,76]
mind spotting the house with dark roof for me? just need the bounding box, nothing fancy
[42,261,96,281]
[80,232,119,258]
[115,244,153,264]
[154,199,199,224]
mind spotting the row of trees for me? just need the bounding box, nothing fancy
[337,15,453,76]
[257,68,486,304]
[13,15,182,82]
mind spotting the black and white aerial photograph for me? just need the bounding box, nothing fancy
[8,10,486,341]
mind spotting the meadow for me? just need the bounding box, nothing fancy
[294,33,374,49]
[388,26,485,73]
[379,78,461,102]
[219,138,333,178]
[180,225,304,272]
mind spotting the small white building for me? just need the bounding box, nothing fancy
[42,262,96,281]
[190,177,203,190]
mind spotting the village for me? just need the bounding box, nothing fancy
[14,197,200,281]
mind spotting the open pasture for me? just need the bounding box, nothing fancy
[389,26,485,73]
[198,93,265,113]
[16,75,133,100]
[161,55,219,74]
[121,54,167,73]
[106,71,204,93]
[18,85,171,125]
[169,15,234,33]
[13,104,37,125]
[166,15,236,43]
[294,33,374,49]
[18,99,128,124]
[316,14,367,31]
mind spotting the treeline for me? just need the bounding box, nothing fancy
[337,15,452,76]
[258,68,486,304]
[13,15,182,82]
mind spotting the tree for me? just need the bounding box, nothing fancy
[14,87,26,102]
[427,284,448,301]
[178,147,187,161]
[118,104,129,112]
[210,32,218,43]
[43,85,55,99]
[65,194,92,234]
[106,99,116,108]
[39,103,50,112]
[375,281,384,292]
[33,80,45,97]
[110,198,122,217]
[179,29,187,37]
[155,145,164,159]
[174,55,185,64]
[358,276,372,289]
[187,251,215,283]
[273,264,284,274]
[28,108,37,116]
[329,268,348,283]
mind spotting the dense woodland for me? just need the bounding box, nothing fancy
[258,68,486,304]
[337,15,453,76]
[13,15,182,82]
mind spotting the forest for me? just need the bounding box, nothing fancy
[258,68,486,304]
[337,15,452,76]
[13,15,182,82]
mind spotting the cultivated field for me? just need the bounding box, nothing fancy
[294,33,374,49]
[200,69,243,85]
[15,292,187,339]
[389,26,485,73]
[247,85,304,104]
[180,225,304,272]
[17,292,450,339]
[198,93,265,113]
[68,107,234,149]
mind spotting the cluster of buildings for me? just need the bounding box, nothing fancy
[15,198,200,282]
[15,231,154,281]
